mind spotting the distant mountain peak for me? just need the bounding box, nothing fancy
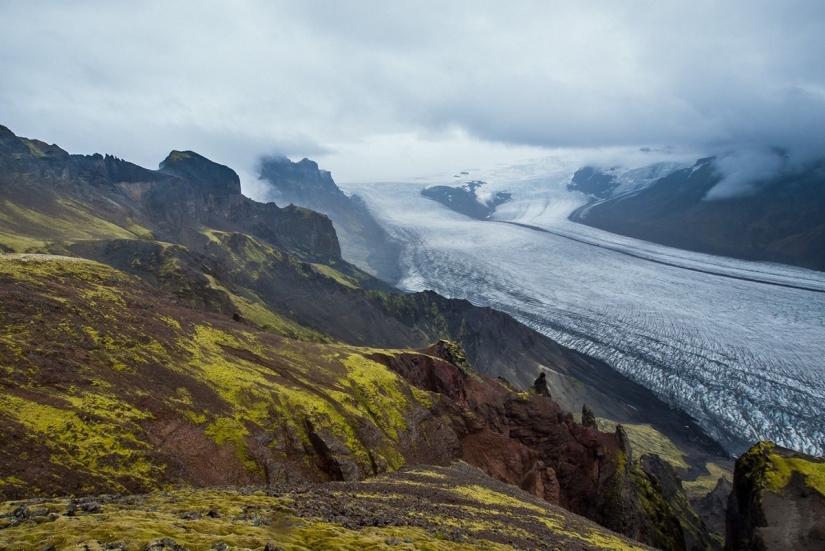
[159,149,241,196]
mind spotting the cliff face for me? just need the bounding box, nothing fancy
[0,125,341,262]
[373,341,707,549]
[725,442,825,551]
[258,155,401,282]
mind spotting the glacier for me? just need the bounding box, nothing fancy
[343,159,825,456]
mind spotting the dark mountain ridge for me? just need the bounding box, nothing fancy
[569,157,825,272]
[258,155,401,283]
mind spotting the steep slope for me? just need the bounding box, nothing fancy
[0,253,712,548]
[0,125,736,547]
[0,125,341,263]
[725,442,825,550]
[0,124,727,478]
[258,155,401,283]
[570,158,825,271]
[0,254,455,498]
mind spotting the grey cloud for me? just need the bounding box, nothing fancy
[705,149,787,200]
[1,1,824,182]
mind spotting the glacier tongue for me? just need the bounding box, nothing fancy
[343,168,825,456]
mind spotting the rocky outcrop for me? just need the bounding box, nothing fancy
[0,126,342,262]
[371,340,694,549]
[582,404,598,429]
[421,180,512,220]
[258,155,400,282]
[692,476,732,540]
[640,454,718,551]
[725,442,825,551]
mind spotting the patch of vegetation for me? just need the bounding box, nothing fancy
[683,462,732,498]
[0,392,164,492]
[629,462,684,551]
[0,487,516,551]
[0,197,145,244]
[311,262,360,289]
[765,449,825,497]
[0,255,449,495]
[595,417,689,470]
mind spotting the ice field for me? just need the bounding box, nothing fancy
[343,160,825,456]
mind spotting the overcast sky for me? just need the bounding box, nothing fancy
[2,1,824,193]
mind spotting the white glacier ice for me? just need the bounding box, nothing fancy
[342,159,825,456]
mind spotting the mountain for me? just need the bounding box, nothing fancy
[569,158,825,272]
[0,124,733,548]
[421,180,512,220]
[725,442,825,550]
[258,155,401,283]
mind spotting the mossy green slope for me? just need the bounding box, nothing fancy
[0,463,652,551]
[0,254,447,499]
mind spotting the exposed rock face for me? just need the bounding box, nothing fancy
[640,454,718,551]
[568,166,620,199]
[725,442,825,551]
[0,126,342,262]
[372,340,690,549]
[421,181,512,220]
[258,155,400,282]
[533,371,550,397]
[693,476,732,541]
[582,404,598,429]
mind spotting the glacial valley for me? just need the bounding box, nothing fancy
[343,161,825,457]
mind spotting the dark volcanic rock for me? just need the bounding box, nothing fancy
[568,166,620,199]
[258,155,401,282]
[159,150,241,197]
[692,476,732,540]
[421,180,511,220]
[0,126,342,262]
[725,442,825,551]
[640,454,718,551]
[582,404,598,429]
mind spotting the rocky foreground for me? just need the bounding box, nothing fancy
[0,463,651,551]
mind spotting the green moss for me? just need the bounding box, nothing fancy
[0,487,520,550]
[629,461,684,551]
[0,230,50,252]
[683,462,732,498]
[227,289,327,342]
[342,355,410,434]
[595,418,689,470]
[0,392,163,490]
[0,197,146,242]
[450,484,548,515]
[765,451,825,497]
[311,263,360,289]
